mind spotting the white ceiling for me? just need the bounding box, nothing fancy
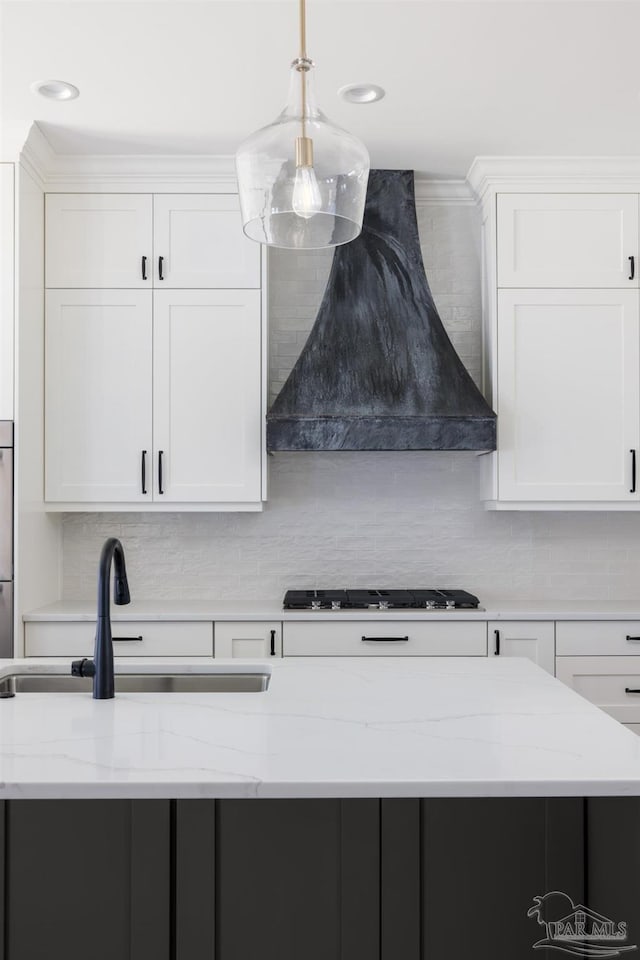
[3,1,640,175]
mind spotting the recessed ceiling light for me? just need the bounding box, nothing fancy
[31,80,80,101]
[338,83,385,104]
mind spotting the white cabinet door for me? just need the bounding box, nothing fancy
[497,194,639,288]
[0,165,14,419]
[45,290,153,502]
[153,290,262,503]
[497,289,640,501]
[215,622,282,659]
[46,194,152,288]
[153,195,260,288]
[488,621,555,674]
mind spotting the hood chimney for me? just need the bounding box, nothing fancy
[267,169,497,451]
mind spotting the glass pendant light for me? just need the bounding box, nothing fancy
[235,0,370,249]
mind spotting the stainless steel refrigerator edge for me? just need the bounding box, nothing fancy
[0,422,14,656]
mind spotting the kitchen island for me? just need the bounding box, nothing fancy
[1,656,640,959]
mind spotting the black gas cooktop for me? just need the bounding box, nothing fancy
[283,589,481,611]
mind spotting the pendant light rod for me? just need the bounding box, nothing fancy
[299,0,307,59]
[298,0,309,156]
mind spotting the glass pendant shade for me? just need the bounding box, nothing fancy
[236,59,370,249]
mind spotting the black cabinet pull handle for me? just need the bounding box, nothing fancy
[270,629,276,657]
[626,687,640,694]
[631,449,637,494]
[630,256,636,281]
[141,450,147,495]
[158,450,164,495]
[141,256,148,280]
[158,256,164,281]
[494,629,501,656]
[361,636,409,643]
[113,636,143,643]
[627,635,640,642]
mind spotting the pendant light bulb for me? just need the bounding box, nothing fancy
[235,0,369,248]
[292,164,322,219]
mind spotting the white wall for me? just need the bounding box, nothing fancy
[15,163,61,648]
[60,200,640,607]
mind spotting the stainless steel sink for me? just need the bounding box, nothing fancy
[0,671,270,696]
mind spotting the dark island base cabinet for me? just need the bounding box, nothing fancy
[0,798,638,960]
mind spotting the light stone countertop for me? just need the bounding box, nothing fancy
[0,656,639,800]
[22,597,640,622]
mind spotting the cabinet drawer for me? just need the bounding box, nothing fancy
[556,621,640,656]
[283,621,487,656]
[556,656,640,723]
[25,621,213,657]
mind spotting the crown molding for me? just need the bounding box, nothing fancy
[467,155,640,200]
[18,125,475,203]
[19,123,53,190]
[414,178,474,205]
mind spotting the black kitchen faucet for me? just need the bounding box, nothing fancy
[71,538,131,699]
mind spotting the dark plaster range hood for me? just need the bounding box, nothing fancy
[266,169,497,452]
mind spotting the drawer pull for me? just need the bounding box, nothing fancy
[361,635,409,643]
[625,687,640,694]
[626,636,640,642]
[270,629,276,657]
[113,636,143,643]
[494,629,501,656]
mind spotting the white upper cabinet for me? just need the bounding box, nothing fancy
[496,288,640,501]
[45,290,153,502]
[153,290,262,503]
[45,194,152,288]
[45,193,260,290]
[43,188,265,510]
[497,194,639,288]
[153,195,260,288]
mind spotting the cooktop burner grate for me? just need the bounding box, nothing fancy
[282,589,480,611]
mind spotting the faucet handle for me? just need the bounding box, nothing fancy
[114,574,130,606]
[71,658,96,678]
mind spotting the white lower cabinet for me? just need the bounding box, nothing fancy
[556,656,640,732]
[488,621,555,674]
[555,621,640,734]
[214,622,282,659]
[282,621,487,656]
[24,620,214,657]
[556,620,640,656]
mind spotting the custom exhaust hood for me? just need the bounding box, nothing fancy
[266,169,497,452]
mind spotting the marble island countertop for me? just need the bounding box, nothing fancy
[22,597,640,621]
[0,656,639,800]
